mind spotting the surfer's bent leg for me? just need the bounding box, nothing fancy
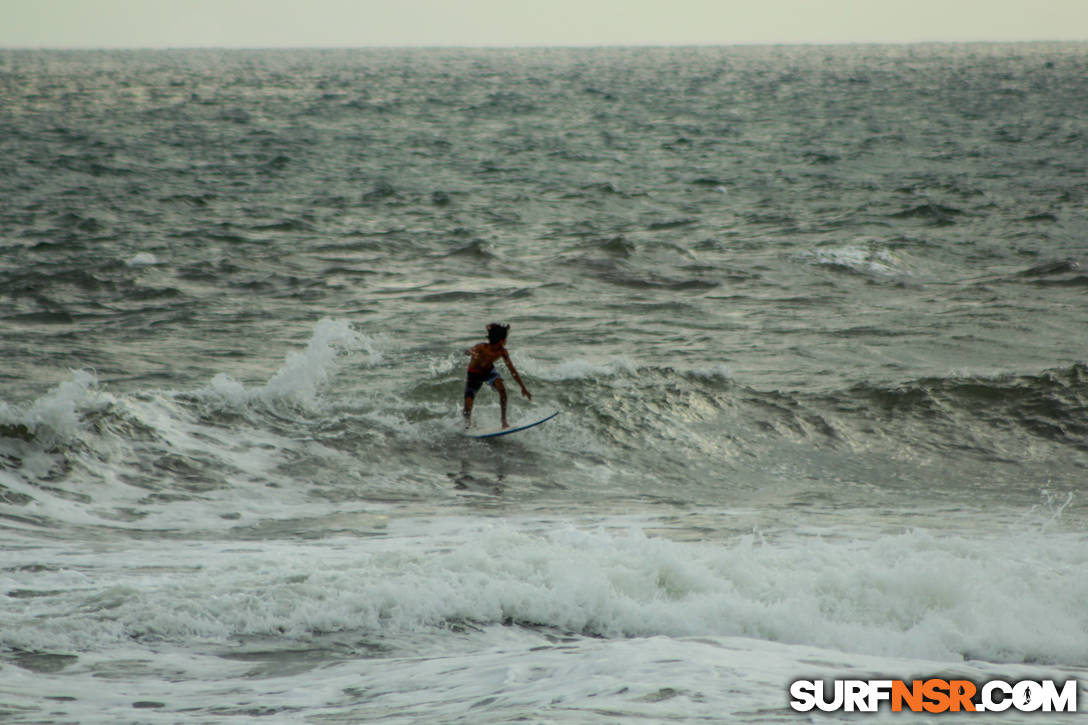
[494,378,509,428]
[464,371,487,428]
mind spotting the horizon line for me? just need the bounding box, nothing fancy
[2,38,1087,52]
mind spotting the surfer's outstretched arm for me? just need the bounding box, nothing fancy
[502,351,531,400]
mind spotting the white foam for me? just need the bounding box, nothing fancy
[690,363,733,380]
[0,320,399,533]
[0,387,325,533]
[3,515,1086,725]
[5,521,1086,667]
[0,369,107,443]
[804,245,908,277]
[124,252,159,267]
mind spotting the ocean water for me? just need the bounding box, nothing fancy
[1,44,1086,723]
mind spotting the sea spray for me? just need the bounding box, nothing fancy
[206,318,378,410]
[0,370,105,444]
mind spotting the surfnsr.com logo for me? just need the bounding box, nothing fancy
[789,679,1078,714]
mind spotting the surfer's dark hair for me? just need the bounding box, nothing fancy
[487,323,510,344]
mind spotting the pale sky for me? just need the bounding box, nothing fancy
[2,0,1086,48]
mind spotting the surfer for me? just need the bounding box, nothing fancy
[463,323,531,429]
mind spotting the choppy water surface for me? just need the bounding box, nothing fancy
[1,45,1087,723]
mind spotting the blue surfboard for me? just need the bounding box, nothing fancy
[468,411,559,439]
